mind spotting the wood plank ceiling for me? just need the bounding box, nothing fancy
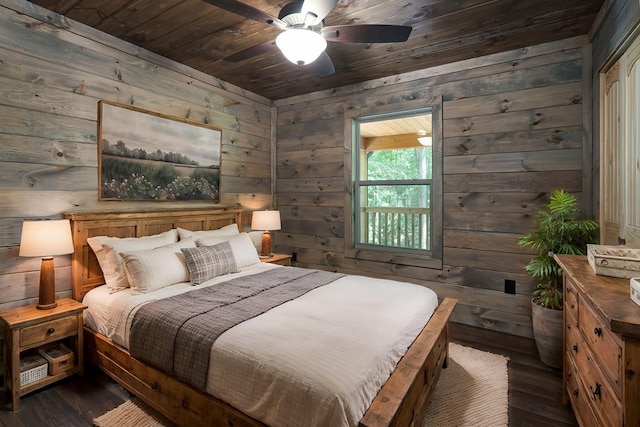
[29,0,605,100]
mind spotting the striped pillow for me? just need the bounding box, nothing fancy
[120,238,195,293]
[181,241,237,285]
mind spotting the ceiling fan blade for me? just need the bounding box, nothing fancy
[322,24,412,43]
[202,0,287,29]
[300,0,338,26]
[309,51,335,77]
[224,41,275,62]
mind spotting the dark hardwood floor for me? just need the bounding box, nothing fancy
[0,323,577,426]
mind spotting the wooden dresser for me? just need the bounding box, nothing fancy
[555,255,640,427]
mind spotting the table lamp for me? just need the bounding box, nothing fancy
[251,210,281,257]
[19,219,74,309]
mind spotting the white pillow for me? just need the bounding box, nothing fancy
[94,229,178,292]
[196,232,261,268]
[177,223,239,240]
[120,238,196,293]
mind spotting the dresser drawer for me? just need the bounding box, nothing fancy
[20,316,77,348]
[570,333,622,427]
[566,355,601,427]
[578,297,622,395]
[564,277,579,325]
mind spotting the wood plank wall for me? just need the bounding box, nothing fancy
[274,36,591,338]
[0,0,273,311]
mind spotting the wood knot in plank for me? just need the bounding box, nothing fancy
[456,143,469,154]
[73,82,86,94]
[531,112,543,126]
[547,132,565,144]
[500,99,510,113]
[25,21,45,30]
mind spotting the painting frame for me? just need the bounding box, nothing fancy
[98,100,222,202]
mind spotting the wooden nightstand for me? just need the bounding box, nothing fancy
[0,298,86,410]
[260,253,292,266]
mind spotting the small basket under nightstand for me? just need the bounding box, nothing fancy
[19,354,48,386]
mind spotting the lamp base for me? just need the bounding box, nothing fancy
[37,302,58,310]
[37,257,57,310]
[260,230,272,257]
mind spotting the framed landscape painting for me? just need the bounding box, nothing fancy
[98,101,221,201]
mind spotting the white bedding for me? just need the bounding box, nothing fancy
[83,263,438,427]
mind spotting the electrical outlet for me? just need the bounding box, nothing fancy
[504,279,516,294]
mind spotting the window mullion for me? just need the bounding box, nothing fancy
[360,179,432,186]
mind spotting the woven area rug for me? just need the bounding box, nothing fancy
[93,399,176,427]
[423,342,509,426]
[93,343,508,427]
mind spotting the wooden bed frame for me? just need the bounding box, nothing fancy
[64,207,457,427]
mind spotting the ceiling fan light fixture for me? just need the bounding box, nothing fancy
[276,28,327,66]
[417,136,432,146]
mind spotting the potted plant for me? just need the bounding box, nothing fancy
[518,189,598,368]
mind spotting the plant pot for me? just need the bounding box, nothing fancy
[531,299,563,369]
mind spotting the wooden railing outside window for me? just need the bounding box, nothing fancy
[360,206,430,250]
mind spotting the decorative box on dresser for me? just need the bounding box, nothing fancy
[555,255,640,427]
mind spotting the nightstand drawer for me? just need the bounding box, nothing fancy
[20,316,77,347]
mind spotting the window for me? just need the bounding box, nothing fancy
[347,104,442,264]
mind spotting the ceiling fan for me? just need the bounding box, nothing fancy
[205,0,412,77]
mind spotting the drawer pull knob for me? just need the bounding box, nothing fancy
[593,383,601,397]
[593,327,602,337]
[573,344,578,353]
[567,323,571,330]
[573,389,579,397]
[570,303,575,309]
[47,327,55,334]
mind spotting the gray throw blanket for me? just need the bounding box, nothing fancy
[129,267,344,391]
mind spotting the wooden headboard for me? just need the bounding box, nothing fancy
[64,207,243,302]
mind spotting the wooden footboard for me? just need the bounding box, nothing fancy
[85,297,456,427]
[360,297,456,427]
[85,328,265,427]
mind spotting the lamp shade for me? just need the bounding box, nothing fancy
[19,219,74,257]
[276,29,327,66]
[251,210,281,231]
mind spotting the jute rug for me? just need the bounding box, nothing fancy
[94,343,509,427]
[422,343,509,426]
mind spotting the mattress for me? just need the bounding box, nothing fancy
[82,263,438,427]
